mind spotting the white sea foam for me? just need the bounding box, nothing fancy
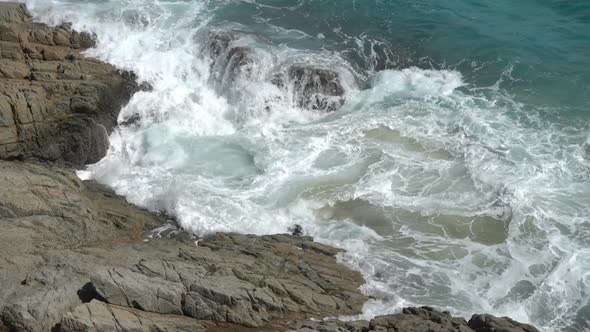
[16,0,590,330]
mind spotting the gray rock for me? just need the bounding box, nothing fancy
[92,268,185,315]
[86,233,367,329]
[296,319,370,332]
[0,159,367,331]
[60,300,212,332]
[204,29,346,112]
[368,306,472,332]
[0,160,166,331]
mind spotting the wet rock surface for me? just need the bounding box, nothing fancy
[287,66,346,112]
[0,3,138,167]
[294,306,540,332]
[205,30,256,90]
[205,29,346,112]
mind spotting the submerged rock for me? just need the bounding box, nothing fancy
[119,112,142,127]
[205,29,255,88]
[287,66,346,112]
[0,3,137,167]
[204,29,346,112]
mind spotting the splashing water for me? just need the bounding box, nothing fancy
[14,0,590,330]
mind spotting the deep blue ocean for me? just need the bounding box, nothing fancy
[14,0,590,330]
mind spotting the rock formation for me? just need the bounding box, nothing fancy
[294,306,539,332]
[287,66,346,112]
[0,3,137,167]
[205,29,346,112]
[0,156,366,331]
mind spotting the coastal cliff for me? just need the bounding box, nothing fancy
[0,3,137,166]
[0,4,539,332]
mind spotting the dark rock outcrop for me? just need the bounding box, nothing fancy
[287,66,346,112]
[294,306,540,332]
[205,29,255,89]
[0,3,138,167]
[204,29,346,112]
[468,313,540,332]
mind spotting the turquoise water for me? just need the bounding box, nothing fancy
[214,0,590,111]
[15,0,590,330]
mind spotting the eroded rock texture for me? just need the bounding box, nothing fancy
[55,233,366,332]
[0,161,366,331]
[0,3,137,167]
[0,160,166,331]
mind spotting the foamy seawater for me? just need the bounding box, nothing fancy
[13,0,590,330]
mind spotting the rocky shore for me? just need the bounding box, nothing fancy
[0,4,540,332]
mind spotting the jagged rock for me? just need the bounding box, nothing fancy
[0,160,166,332]
[0,159,367,331]
[87,233,367,329]
[204,29,345,112]
[290,224,304,236]
[205,30,255,89]
[468,314,540,332]
[292,306,540,332]
[0,3,137,167]
[368,307,473,332]
[206,30,233,59]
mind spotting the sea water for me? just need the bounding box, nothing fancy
[11,0,590,330]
